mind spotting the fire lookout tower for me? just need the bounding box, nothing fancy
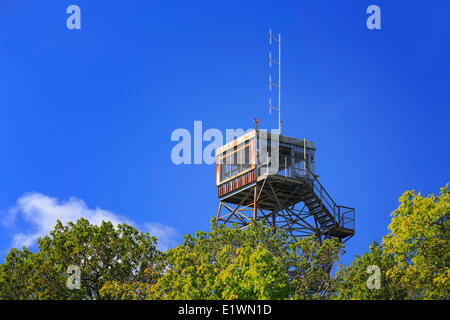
[215,130,355,243]
[215,29,355,243]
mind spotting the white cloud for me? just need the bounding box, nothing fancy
[2,192,178,251]
[144,223,179,251]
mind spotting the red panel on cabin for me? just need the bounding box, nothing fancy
[217,169,256,197]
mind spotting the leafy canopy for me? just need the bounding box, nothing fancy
[0,218,164,299]
[333,184,449,300]
[147,219,343,300]
[1,184,448,300]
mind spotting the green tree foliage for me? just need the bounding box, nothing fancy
[99,274,153,300]
[0,248,38,299]
[333,184,449,300]
[383,185,449,299]
[333,242,408,299]
[1,185,448,300]
[148,220,343,300]
[0,218,164,299]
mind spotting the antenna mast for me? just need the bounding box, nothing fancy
[269,29,281,135]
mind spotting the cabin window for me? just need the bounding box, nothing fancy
[218,141,253,183]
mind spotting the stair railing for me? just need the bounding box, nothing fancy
[304,166,355,231]
[258,154,355,232]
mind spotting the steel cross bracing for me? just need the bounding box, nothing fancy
[216,172,355,244]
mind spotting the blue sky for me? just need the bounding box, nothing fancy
[0,1,449,264]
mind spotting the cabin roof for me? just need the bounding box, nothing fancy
[216,129,316,156]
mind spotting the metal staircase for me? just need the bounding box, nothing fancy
[300,168,354,241]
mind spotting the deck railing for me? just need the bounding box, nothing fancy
[257,157,355,232]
